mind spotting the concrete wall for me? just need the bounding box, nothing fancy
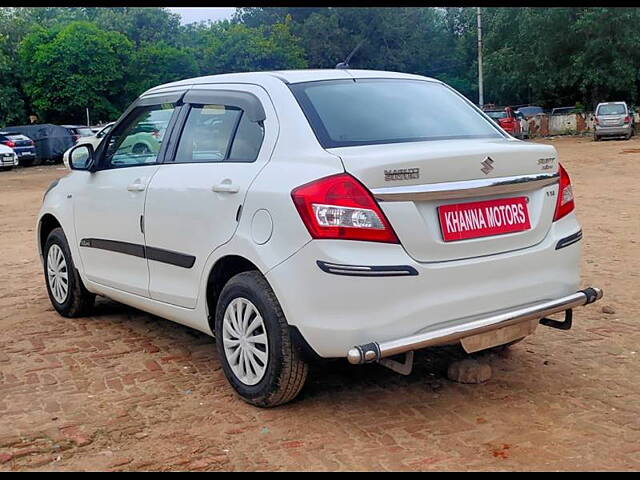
[524,112,640,137]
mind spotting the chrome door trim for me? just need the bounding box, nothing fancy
[372,172,559,202]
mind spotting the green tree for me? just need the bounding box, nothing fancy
[18,21,133,123]
[126,42,199,98]
[0,40,26,125]
[91,7,182,46]
[197,18,307,75]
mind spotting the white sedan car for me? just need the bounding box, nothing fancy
[37,70,602,407]
[0,143,19,170]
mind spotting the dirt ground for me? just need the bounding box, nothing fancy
[0,135,638,471]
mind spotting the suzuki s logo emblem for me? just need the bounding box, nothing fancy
[480,157,495,175]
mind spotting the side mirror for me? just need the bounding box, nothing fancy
[69,144,95,171]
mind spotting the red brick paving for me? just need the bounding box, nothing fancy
[1,138,639,471]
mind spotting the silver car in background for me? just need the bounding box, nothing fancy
[594,101,634,141]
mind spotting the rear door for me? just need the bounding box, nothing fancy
[143,84,277,308]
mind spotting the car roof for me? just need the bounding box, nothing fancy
[597,101,626,106]
[142,69,440,96]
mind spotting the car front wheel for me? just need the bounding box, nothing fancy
[44,227,95,317]
[214,271,308,407]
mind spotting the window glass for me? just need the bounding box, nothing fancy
[228,113,264,162]
[597,104,626,115]
[291,79,502,148]
[174,105,242,163]
[103,105,175,168]
[96,124,113,138]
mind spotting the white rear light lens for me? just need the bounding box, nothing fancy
[313,204,385,230]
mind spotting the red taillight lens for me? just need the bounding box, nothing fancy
[2,140,15,148]
[624,115,631,124]
[553,164,575,221]
[291,173,399,243]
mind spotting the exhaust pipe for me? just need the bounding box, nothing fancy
[347,287,603,365]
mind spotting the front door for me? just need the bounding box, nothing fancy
[74,103,178,296]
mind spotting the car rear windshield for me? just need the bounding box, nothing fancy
[597,104,626,115]
[289,79,503,148]
[76,128,94,137]
[485,111,508,119]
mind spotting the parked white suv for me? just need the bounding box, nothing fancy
[37,70,602,407]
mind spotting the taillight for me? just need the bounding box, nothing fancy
[553,164,575,221]
[291,173,399,243]
[2,140,15,148]
[624,115,631,124]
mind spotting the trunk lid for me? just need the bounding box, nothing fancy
[597,114,626,126]
[330,138,559,262]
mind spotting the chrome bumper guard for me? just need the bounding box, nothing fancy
[347,287,603,365]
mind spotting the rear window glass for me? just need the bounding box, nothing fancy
[485,111,507,119]
[597,104,626,115]
[290,79,503,148]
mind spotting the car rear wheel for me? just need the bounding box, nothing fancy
[214,271,308,407]
[44,228,95,317]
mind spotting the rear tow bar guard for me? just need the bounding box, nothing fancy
[347,287,603,366]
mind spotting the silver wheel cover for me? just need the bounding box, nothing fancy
[47,244,69,304]
[222,298,269,386]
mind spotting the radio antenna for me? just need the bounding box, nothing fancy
[335,38,366,69]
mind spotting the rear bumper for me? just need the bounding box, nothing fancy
[347,287,602,364]
[595,124,631,136]
[266,213,583,358]
[1,155,17,166]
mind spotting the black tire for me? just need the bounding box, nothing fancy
[43,227,95,317]
[214,271,308,407]
[0,167,12,172]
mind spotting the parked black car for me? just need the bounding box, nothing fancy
[6,124,75,165]
[0,131,37,165]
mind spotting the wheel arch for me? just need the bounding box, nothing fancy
[205,255,262,332]
[38,213,63,260]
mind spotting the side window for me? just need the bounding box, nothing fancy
[103,104,175,168]
[228,113,264,162]
[174,105,242,164]
[173,103,265,164]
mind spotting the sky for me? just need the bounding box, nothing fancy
[166,7,237,24]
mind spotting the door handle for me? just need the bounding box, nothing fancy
[212,181,239,194]
[127,182,146,192]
